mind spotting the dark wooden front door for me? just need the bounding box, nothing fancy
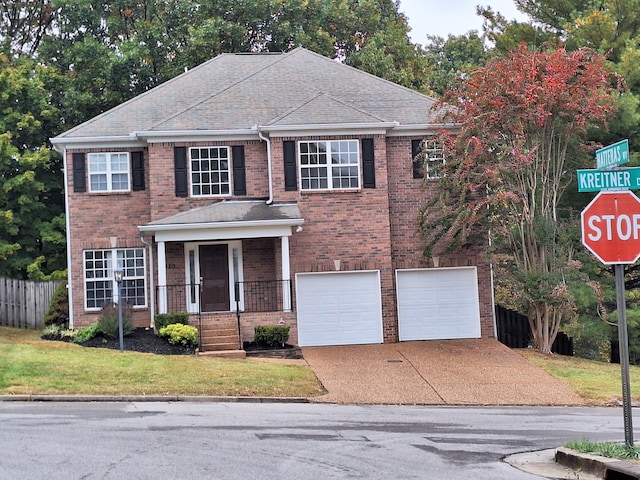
[200,244,229,312]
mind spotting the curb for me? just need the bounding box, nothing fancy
[556,447,640,479]
[0,395,309,403]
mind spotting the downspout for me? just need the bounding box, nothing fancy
[140,235,155,329]
[257,128,274,204]
[60,147,75,329]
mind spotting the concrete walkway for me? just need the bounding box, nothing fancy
[302,338,584,405]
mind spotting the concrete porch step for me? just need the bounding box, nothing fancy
[197,349,246,359]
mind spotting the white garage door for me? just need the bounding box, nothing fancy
[296,270,383,347]
[396,267,481,341]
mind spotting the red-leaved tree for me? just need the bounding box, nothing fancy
[420,43,620,353]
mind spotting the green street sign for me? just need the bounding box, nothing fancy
[577,167,640,192]
[596,139,630,170]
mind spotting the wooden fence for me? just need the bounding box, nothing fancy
[495,304,574,356]
[0,278,61,330]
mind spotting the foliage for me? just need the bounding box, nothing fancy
[421,43,619,353]
[254,325,291,348]
[41,323,74,341]
[565,438,640,460]
[158,323,199,347]
[154,312,189,331]
[97,303,135,339]
[72,323,100,344]
[43,281,68,326]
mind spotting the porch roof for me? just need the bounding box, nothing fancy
[138,200,304,242]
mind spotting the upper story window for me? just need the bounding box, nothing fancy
[84,248,146,310]
[88,152,130,192]
[299,140,360,190]
[412,139,445,180]
[190,146,231,196]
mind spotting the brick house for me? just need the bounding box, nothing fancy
[51,47,495,351]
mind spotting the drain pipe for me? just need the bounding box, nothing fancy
[257,128,274,204]
[140,235,156,329]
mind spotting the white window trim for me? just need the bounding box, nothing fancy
[184,240,244,314]
[188,146,232,198]
[88,152,131,192]
[83,247,147,311]
[419,139,445,180]
[297,140,361,191]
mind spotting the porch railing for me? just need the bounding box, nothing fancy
[157,284,199,314]
[235,280,292,313]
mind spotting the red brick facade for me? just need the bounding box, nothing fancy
[65,133,495,344]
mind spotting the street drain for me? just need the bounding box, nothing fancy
[387,359,403,363]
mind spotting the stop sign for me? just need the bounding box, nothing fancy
[581,190,640,264]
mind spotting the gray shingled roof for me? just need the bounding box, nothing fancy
[145,200,303,227]
[55,48,439,139]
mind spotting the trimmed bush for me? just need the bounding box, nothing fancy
[154,311,189,331]
[159,323,199,347]
[44,282,69,327]
[98,303,135,339]
[254,325,290,348]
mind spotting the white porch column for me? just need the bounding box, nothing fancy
[157,240,168,314]
[281,235,292,311]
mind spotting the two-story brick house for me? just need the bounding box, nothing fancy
[51,47,495,351]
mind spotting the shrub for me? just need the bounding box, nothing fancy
[97,303,135,339]
[254,325,290,348]
[44,282,69,327]
[41,324,75,341]
[73,323,100,344]
[158,323,199,347]
[154,311,189,331]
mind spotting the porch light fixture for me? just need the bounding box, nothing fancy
[114,269,124,352]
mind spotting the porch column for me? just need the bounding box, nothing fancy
[281,235,291,311]
[157,240,168,314]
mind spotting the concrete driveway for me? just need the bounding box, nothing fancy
[302,339,584,405]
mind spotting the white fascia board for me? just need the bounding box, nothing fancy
[135,129,260,143]
[50,135,147,152]
[259,122,398,137]
[386,123,460,137]
[142,220,303,243]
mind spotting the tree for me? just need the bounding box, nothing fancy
[420,44,620,353]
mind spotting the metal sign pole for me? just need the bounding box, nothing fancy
[615,263,634,447]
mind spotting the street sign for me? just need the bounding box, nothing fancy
[581,190,640,264]
[596,139,630,170]
[577,167,640,192]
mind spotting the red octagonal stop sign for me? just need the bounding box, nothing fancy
[581,190,640,264]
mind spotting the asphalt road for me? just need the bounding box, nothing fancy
[0,402,631,479]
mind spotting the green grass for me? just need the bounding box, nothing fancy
[518,349,640,404]
[0,327,325,397]
[565,438,640,460]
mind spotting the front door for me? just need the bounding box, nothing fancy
[199,244,230,312]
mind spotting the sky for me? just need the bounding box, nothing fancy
[398,0,528,44]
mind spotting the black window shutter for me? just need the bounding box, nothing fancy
[72,152,86,193]
[174,147,188,197]
[361,138,375,188]
[232,146,246,195]
[411,139,424,179]
[283,141,297,191]
[131,151,145,191]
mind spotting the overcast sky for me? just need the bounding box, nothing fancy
[398,0,528,43]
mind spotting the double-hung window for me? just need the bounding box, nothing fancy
[299,140,360,190]
[84,248,146,310]
[413,139,445,180]
[190,146,231,196]
[88,153,130,192]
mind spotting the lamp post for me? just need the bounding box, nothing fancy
[114,269,124,353]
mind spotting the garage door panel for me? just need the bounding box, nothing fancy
[397,267,481,341]
[296,271,383,347]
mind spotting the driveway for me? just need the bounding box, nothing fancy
[302,339,584,405]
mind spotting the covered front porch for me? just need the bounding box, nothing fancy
[139,200,304,351]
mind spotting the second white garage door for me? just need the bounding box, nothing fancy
[296,270,383,347]
[396,267,481,341]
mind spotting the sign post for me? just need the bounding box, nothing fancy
[580,140,634,447]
